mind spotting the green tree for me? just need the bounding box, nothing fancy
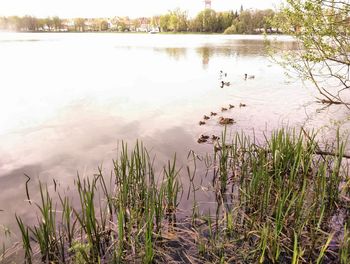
[160,9,188,32]
[52,16,62,31]
[192,9,218,32]
[224,24,237,34]
[252,9,275,32]
[44,17,53,31]
[151,16,161,30]
[273,0,350,105]
[37,18,46,31]
[238,11,253,33]
[160,14,171,32]
[99,20,109,31]
[74,18,85,32]
[118,21,128,32]
[22,16,38,31]
[8,16,22,31]
[0,17,8,30]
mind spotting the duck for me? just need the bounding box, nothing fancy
[199,121,206,126]
[197,138,207,143]
[244,74,255,80]
[229,104,235,109]
[197,134,210,144]
[203,115,210,120]
[210,112,217,116]
[239,103,246,107]
[221,107,228,112]
[219,117,234,125]
[220,81,231,88]
[200,134,210,140]
[211,135,220,140]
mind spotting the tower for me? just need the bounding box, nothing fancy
[204,0,212,9]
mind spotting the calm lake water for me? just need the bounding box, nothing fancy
[0,33,348,247]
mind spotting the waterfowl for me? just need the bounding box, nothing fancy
[210,112,217,116]
[200,134,210,140]
[244,73,255,80]
[220,81,231,88]
[239,103,246,107]
[211,135,220,140]
[197,138,207,143]
[199,121,206,126]
[221,107,228,112]
[229,104,235,109]
[203,115,210,120]
[198,134,210,143]
[219,117,234,125]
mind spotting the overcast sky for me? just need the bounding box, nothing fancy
[0,0,283,18]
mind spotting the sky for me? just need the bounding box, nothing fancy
[0,0,283,18]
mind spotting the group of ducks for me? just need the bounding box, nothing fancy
[198,103,247,127]
[219,71,255,88]
[197,134,220,144]
[197,71,251,145]
[219,71,231,88]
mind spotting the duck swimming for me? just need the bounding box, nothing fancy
[198,138,207,143]
[229,104,235,109]
[211,135,220,140]
[220,81,231,88]
[239,103,246,107]
[199,121,206,126]
[200,134,210,140]
[221,107,228,112]
[210,112,217,116]
[244,74,255,80]
[219,117,234,125]
[198,134,210,143]
[203,115,210,120]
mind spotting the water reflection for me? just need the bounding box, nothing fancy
[154,47,187,61]
[155,38,299,68]
[0,33,347,250]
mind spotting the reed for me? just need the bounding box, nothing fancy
[15,215,32,263]
[11,128,349,263]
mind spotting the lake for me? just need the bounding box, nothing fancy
[0,33,348,247]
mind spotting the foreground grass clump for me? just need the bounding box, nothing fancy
[13,129,350,263]
[191,129,350,263]
[15,142,181,263]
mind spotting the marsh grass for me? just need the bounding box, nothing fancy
[12,129,350,263]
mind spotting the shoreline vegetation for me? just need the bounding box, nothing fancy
[3,128,350,263]
[0,7,280,35]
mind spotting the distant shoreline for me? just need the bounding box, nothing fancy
[0,30,283,36]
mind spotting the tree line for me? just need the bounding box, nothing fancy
[0,7,277,34]
[158,8,276,34]
[0,16,64,31]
